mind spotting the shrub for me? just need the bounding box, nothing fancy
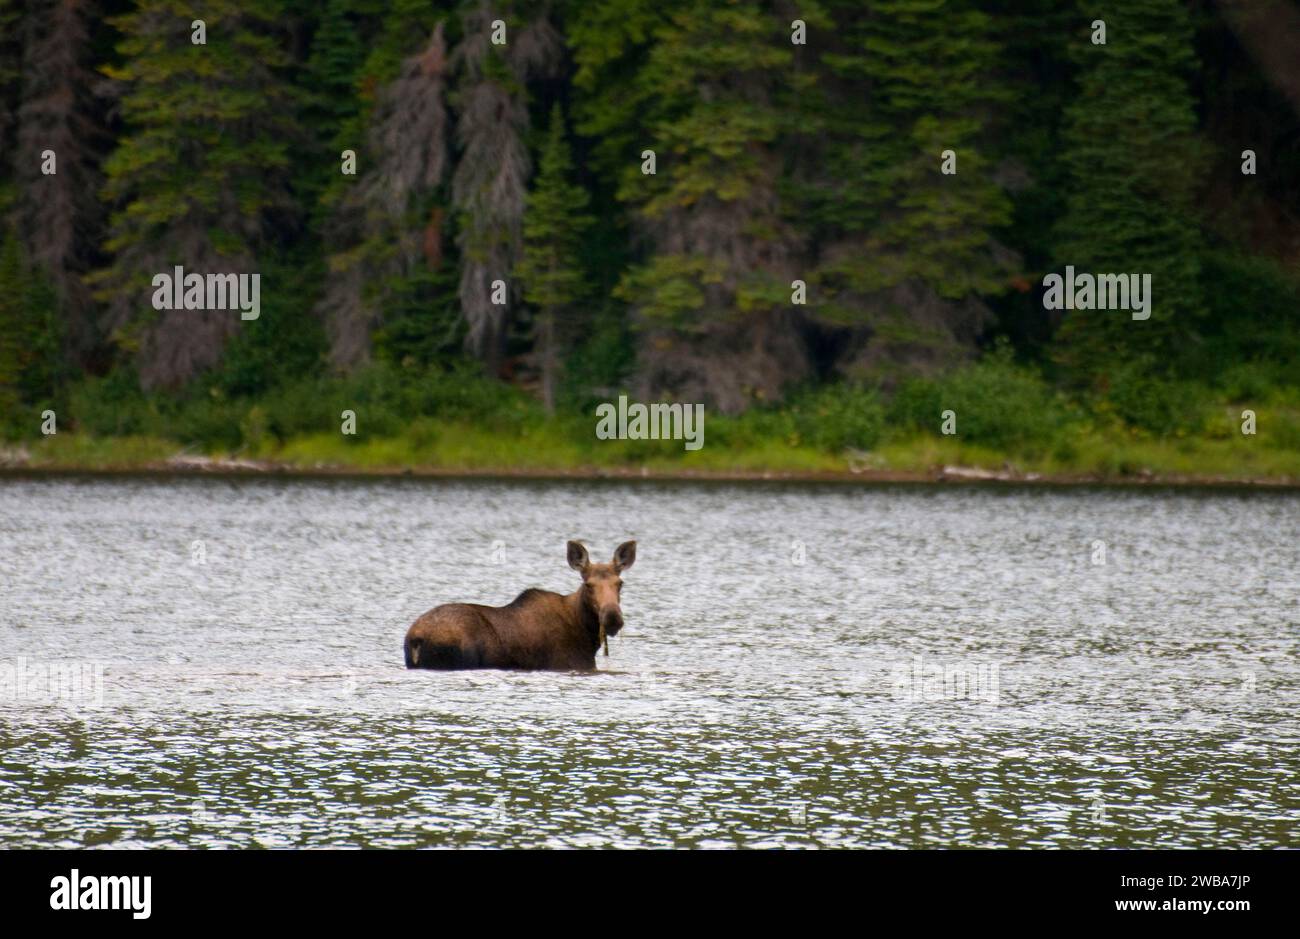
[67,369,160,438]
[889,345,1065,450]
[1197,251,1300,385]
[785,383,885,452]
[1104,362,1209,436]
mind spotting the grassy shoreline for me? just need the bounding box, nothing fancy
[6,348,1295,489]
[4,429,1298,488]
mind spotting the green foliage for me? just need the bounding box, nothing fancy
[2,0,1299,481]
[212,255,329,397]
[1101,360,1210,437]
[298,0,375,220]
[0,231,65,437]
[89,0,303,387]
[785,384,886,452]
[707,384,885,453]
[581,1,802,329]
[66,367,157,438]
[303,0,370,134]
[67,361,540,450]
[0,235,25,427]
[517,104,594,408]
[96,0,299,258]
[517,105,592,313]
[814,0,1014,301]
[371,265,465,369]
[309,0,439,225]
[1197,250,1300,387]
[569,0,675,185]
[889,344,1068,449]
[558,304,635,411]
[1051,0,1206,382]
[612,255,716,329]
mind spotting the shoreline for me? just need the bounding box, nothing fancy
[1,452,1297,489]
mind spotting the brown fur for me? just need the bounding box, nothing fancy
[404,540,636,671]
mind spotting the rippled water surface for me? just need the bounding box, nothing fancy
[1,475,1297,848]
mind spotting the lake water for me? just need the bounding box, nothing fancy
[1,475,1296,848]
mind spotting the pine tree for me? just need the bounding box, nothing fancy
[978,0,1076,353]
[89,0,301,389]
[299,0,379,233]
[516,105,592,412]
[451,0,562,376]
[1051,0,1206,385]
[807,0,1014,382]
[574,0,813,412]
[20,264,62,407]
[316,15,454,368]
[828,0,1010,293]
[0,229,64,434]
[16,0,109,365]
[568,0,668,181]
[303,0,369,138]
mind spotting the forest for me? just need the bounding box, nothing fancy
[0,0,1297,479]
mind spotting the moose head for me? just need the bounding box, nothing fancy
[567,540,636,639]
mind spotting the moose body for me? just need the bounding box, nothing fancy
[404,540,636,671]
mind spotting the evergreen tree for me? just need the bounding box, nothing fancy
[808,0,1014,381]
[316,14,455,368]
[451,0,561,376]
[16,0,109,365]
[20,261,62,407]
[575,0,813,412]
[0,229,64,435]
[1051,0,1206,385]
[568,0,667,182]
[516,104,592,412]
[979,0,1076,354]
[299,0,381,231]
[89,0,301,389]
[303,0,369,138]
[0,0,1288,440]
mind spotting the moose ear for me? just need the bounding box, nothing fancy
[567,540,590,573]
[612,540,637,572]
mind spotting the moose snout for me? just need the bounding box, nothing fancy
[599,606,624,635]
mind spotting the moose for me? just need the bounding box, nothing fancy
[404,540,637,671]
